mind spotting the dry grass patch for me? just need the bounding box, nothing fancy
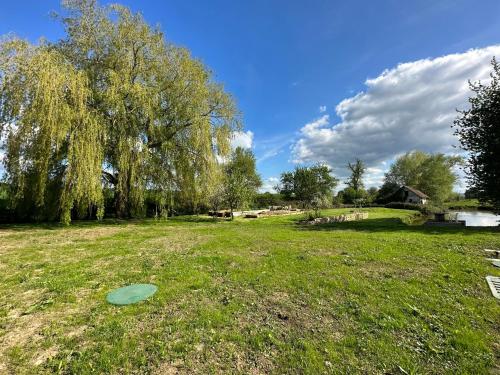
[139,230,211,254]
[0,225,123,255]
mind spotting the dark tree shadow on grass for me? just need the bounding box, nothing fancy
[0,215,227,232]
[0,221,130,233]
[167,215,230,224]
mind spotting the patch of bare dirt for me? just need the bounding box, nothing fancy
[0,316,44,366]
[0,290,97,371]
[358,259,434,281]
[1,288,49,321]
[32,346,58,366]
[67,325,87,338]
[153,360,185,375]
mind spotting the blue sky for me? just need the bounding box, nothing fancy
[1,0,500,191]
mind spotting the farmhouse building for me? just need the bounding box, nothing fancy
[399,185,429,204]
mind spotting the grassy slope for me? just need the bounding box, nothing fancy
[444,199,492,210]
[0,208,499,374]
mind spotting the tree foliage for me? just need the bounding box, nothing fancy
[383,151,462,203]
[253,192,284,209]
[346,159,366,191]
[340,159,367,204]
[339,187,367,205]
[384,151,428,188]
[0,0,239,223]
[366,187,379,203]
[276,165,338,208]
[454,58,500,211]
[219,147,261,219]
[0,39,105,222]
[376,181,400,203]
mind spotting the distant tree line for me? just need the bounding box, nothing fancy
[270,151,462,213]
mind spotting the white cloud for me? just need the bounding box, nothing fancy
[231,130,254,149]
[300,115,330,136]
[257,148,281,164]
[254,133,292,164]
[259,177,279,193]
[364,167,386,189]
[292,45,500,188]
[319,105,327,113]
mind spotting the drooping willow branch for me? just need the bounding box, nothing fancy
[0,1,240,223]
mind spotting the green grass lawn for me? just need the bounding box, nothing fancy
[0,208,499,374]
[443,199,492,210]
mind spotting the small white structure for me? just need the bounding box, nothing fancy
[401,185,428,205]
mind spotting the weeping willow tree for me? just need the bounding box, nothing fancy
[0,39,104,223]
[0,0,239,223]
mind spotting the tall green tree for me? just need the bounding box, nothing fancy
[0,0,239,223]
[276,165,338,209]
[253,192,284,209]
[346,159,366,191]
[454,58,500,211]
[222,147,262,219]
[383,151,462,203]
[340,159,367,204]
[384,151,428,187]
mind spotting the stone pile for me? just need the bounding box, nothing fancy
[300,212,368,225]
[259,209,303,217]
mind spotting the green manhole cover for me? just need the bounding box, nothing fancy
[106,284,157,306]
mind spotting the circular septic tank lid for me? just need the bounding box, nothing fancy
[106,284,157,306]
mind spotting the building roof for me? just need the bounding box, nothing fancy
[403,185,429,199]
